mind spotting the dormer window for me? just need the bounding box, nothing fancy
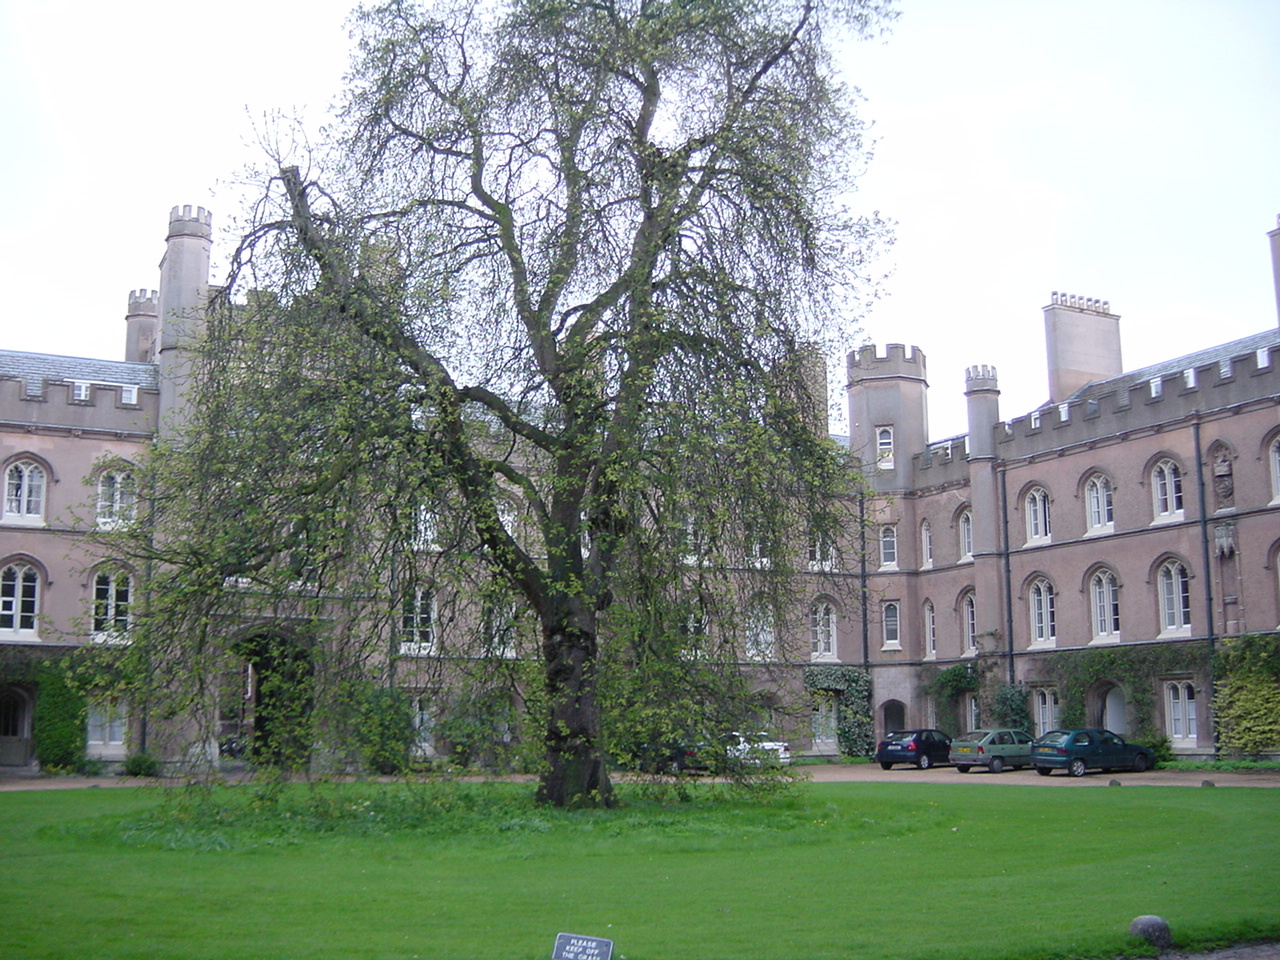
[71,381,92,401]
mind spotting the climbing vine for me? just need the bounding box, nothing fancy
[803,665,873,757]
[1041,642,1212,747]
[1213,634,1280,755]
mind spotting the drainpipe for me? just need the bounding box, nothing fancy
[858,489,869,668]
[1191,416,1220,760]
[998,466,1015,685]
[1191,417,1217,649]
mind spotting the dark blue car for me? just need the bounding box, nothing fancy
[875,729,951,770]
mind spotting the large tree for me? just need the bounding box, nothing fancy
[134,0,889,806]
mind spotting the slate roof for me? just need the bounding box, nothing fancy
[1060,328,1280,406]
[0,349,159,394]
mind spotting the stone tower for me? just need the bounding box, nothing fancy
[156,205,212,433]
[846,343,928,491]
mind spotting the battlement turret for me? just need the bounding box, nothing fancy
[964,364,1000,459]
[157,206,213,434]
[125,289,159,363]
[846,344,929,490]
[167,205,213,240]
[848,342,926,382]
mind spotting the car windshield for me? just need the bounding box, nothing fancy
[1037,731,1069,745]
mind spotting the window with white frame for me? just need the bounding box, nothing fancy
[879,525,897,568]
[1089,570,1121,640]
[1270,438,1280,502]
[966,694,981,730]
[1158,560,1192,633]
[92,571,132,641]
[1024,487,1051,542]
[120,385,138,405]
[1029,578,1056,645]
[807,536,834,571]
[882,601,900,650]
[412,694,436,757]
[1085,475,1114,532]
[86,700,127,748]
[876,426,894,469]
[959,510,973,560]
[811,693,838,747]
[1166,681,1197,743]
[1152,459,1184,519]
[96,471,136,528]
[400,587,437,655]
[810,600,836,660]
[961,592,977,653]
[484,600,519,658]
[71,381,92,401]
[920,520,933,568]
[1034,688,1060,736]
[0,563,39,635]
[413,505,440,551]
[745,600,775,660]
[4,461,46,524]
[923,600,936,658]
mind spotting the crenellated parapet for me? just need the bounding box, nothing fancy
[1048,291,1114,315]
[127,289,158,318]
[847,343,926,383]
[167,205,212,240]
[1000,336,1279,451]
[964,364,998,392]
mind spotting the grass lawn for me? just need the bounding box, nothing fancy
[2,778,1278,960]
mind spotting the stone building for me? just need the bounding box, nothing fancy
[2,206,1278,770]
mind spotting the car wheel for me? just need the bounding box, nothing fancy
[1036,766,1052,776]
[988,756,1005,774]
[1068,758,1087,778]
[1132,753,1149,772]
[880,762,893,770]
[917,754,932,770]
[956,765,970,773]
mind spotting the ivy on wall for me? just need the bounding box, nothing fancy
[1040,642,1213,746]
[1213,634,1280,755]
[803,665,873,757]
[31,662,87,771]
[921,663,979,736]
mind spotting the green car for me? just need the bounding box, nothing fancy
[949,728,1034,773]
[1031,729,1154,777]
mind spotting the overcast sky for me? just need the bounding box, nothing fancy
[2,0,1277,439]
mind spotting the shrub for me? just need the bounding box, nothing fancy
[124,752,162,778]
[355,687,417,775]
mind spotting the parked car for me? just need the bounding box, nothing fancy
[875,729,951,769]
[1031,728,1154,777]
[724,732,791,767]
[949,728,1034,773]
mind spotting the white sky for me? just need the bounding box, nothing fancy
[2,0,1277,439]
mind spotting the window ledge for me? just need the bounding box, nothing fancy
[1,515,46,528]
[1084,525,1114,538]
[1089,634,1121,645]
[1150,512,1185,526]
[399,643,437,658]
[880,642,902,652]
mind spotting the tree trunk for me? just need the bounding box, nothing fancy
[536,625,613,808]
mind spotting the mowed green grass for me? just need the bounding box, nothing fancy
[2,779,1278,960]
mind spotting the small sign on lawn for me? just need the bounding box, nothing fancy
[552,932,614,960]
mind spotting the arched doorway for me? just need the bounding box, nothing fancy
[224,634,314,767]
[0,686,33,766]
[882,700,906,735]
[1098,684,1128,734]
